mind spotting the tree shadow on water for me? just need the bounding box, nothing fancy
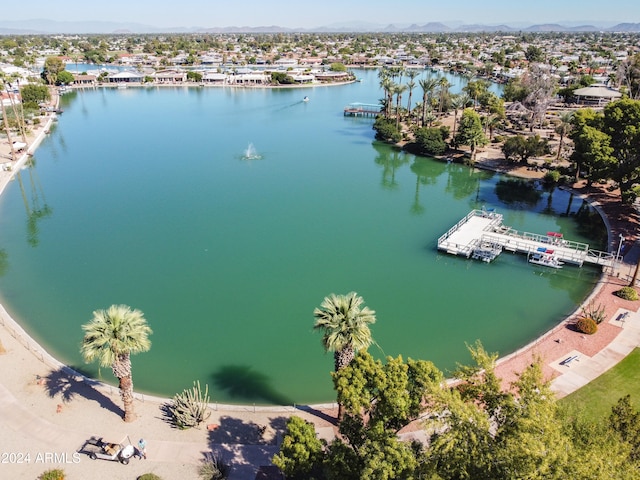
[43,366,123,417]
[211,365,293,406]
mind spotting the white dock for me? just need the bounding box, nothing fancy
[437,209,614,267]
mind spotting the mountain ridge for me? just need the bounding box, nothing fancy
[0,19,638,35]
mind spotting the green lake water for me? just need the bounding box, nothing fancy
[0,70,604,405]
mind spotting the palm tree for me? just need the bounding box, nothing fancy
[437,77,451,114]
[378,69,393,119]
[419,77,438,127]
[405,69,420,119]
[313,292,376,373]
[81,304,152,422]
[450,94,469,141]
[554,111,573,162]
[394,83,407,131]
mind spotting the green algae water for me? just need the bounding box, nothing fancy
[0,70,604,405]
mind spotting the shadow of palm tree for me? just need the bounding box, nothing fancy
[43,366,123,417]
[293,405,337,425]
[211,365,293,406]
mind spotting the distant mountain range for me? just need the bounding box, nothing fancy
[1,19,639,35]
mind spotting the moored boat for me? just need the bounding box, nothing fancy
[528,249,563,269]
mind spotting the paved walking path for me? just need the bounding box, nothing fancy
[550,305,640,396]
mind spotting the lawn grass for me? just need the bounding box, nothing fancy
[559,347,640,422]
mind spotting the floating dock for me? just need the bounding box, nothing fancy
[437,209,614,267]
[343,103,381,117]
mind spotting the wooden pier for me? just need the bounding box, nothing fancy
[437,209,614,267]
[343,103,381,117]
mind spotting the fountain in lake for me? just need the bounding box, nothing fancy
[243,143,262,160]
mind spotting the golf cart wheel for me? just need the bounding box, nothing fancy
[121,457,129,465]
[89,453,97,460]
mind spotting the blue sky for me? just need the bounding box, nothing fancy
[5,0,639,28]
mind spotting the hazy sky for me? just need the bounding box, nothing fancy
[5,0,639,28]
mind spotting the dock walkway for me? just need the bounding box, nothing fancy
[437,209,614,267]
[343,102,381,117]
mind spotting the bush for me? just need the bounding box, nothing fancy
[199,453,230,480]
[138,474,163,480]
[543,170,561,185]
[39,469,65,480]
[615,286,639,301]
[581,300,607,324]
[415,127,447,156]
[373,117,401,143]
[575,317,598,335]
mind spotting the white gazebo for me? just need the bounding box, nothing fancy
[573,85,622,106]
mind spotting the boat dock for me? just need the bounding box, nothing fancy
[437,209,614,267]
[343,103,381,117]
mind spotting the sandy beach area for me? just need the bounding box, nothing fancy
[1,92,639,479]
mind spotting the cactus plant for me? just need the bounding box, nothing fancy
[167,380,211,429]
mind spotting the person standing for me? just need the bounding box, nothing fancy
[138,438,147,459]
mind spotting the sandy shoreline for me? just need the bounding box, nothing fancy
[1,90,639,479]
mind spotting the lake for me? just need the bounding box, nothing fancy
[0,69,604,405]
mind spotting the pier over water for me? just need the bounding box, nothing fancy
[437,209,614,267]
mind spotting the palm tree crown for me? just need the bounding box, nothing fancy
[81,304,152,367]
[313,292,376,372]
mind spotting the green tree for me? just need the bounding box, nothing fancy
[329,62,347,72]
[610,395,640,461]
[602,99,640,203]
[454,108,487,162]
[427,342,573,479]
[56,70,74,86]
[273,416,325,480]
[20,84,50,109]
[571,125,615,185]
[42,56,65,85]
[81,304,152,422]
[502,134,549,164]
[415,127,447,156]
[186,71,203,82]
[373,117,401,143]
[302,351,441,480]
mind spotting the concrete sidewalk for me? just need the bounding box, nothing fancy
[551,306,640,397]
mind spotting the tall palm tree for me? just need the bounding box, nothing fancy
[394,83,407,131]
[437,77,451,114]
[419,77,438,127]
[313,292,376,373]
[554,111,573,162]
[405,69,420,118]
[450,94,469,141]
[81,304,152,422]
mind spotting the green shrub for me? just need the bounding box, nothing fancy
[543,170,561,185]
[615,286,639,301]
[373,117,401,143]
[575,317,598,335]
[138,474,163,480]
[39,469,65,480]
